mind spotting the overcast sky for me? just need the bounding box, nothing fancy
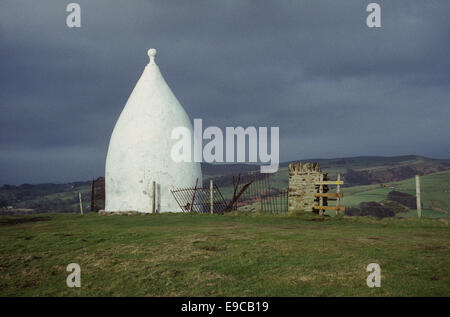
[1,0,449,185]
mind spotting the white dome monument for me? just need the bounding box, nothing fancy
[105,48,202,213]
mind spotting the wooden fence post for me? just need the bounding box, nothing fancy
[319,174,324,216]
[210,179,214,214]
[336,173,341,216]
[78,192,84,215]
[90,178,95,212]
[190,178,199,212]
[416,175,422,218]
[152,181,156,213]
[259,179,263,212]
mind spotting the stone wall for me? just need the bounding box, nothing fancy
[288,162,328,212]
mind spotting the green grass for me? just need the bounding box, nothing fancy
[341,170,450,218]
[0,212,449,296]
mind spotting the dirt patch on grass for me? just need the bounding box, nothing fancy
[419,244,448,251]
[0,216,52,226]
[53,233,74,237]
[432,207,448,213]
[355,237,386,244]
[309,218,328,222]
[414,233,435,238]
[192,240,227,252]
[76,241,219,274]
[272,224,327,230]
[195,270,227,281]
[22,254,42,262]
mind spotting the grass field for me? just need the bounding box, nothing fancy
[340,170,450,219]
[0,212,449,296]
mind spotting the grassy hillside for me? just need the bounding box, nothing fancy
[0,182,91,214]
[1,155,448,216]
[341,170,450,219]
[0,212,448,296]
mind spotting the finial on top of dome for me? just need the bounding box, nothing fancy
[148,48,157,65]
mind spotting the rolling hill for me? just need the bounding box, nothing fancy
[1,155,449,216]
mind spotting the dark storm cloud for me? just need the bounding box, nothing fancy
[0,0,449,184]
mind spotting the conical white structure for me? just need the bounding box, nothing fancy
[105,49,202,213]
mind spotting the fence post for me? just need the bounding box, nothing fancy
[190,178,199,212]
[152,181,156,213]
[90,178,95,212]
[210,179,214,214]
[318,174,324,216]
[259,180,263,212]
[336,173,341,216]
[78,192,84,215]
[416,175,422,218]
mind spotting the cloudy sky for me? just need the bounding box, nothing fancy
[1,0,449,185]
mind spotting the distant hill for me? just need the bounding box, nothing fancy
[342,170,450,218]
[203,155,450,187]
[1,155,449,214]
[0,181,92,214]
[337,156,450,186]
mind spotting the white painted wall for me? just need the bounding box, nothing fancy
[105,49,202,212]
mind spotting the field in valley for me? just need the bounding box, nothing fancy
[341,170,450,218]
[2,155,449,218]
